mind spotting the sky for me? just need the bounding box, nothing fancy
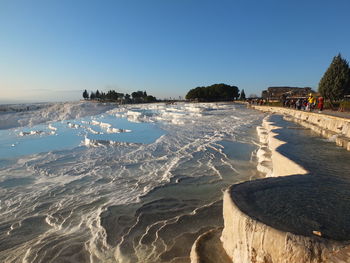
[1,0,350,103]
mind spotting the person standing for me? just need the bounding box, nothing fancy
[308,94,316,111]
[318,96,324,112]
[281,94,287,107]
[296,99,301,110]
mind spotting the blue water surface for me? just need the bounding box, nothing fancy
[0,114,165,159]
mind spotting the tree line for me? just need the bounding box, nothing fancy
[185,83,241,101]
[319,53,350,103]
[83,89,157,103]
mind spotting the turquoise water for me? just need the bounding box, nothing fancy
[0,114,165,159]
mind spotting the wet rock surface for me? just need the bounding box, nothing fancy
[231,115,350,241]
[231,174,350,241]
[218,114,350,263]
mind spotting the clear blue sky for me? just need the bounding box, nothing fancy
[1,0,350,102]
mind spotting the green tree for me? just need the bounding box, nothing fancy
[82,89,89,100]
[84,89,156,104]
[100,91,106,100]
[106,90,118,100]
[95,90,101,99]
[125,93,131,103]
[144,95,157,103]
[185,84,239,101]
[319,54,350,102]
[131,91,145,103]
[239,89,246,100]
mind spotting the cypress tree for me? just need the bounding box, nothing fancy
[319,54,350,102]
[239,89,246,100]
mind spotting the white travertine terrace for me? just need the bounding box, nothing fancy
[221,188,350,263]
[220,117,350,263]
[191,108,350,263]
[252,106,350,151]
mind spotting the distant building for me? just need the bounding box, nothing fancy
[261,86,314,100]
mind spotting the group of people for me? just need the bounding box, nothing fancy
[283,94,324,112]
[247,99,267,105]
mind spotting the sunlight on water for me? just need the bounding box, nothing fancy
[0,102,264,263]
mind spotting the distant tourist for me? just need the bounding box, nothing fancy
[307,94,316,111]
[302,99,307,110]
[281,94,287,107]
[290,99,296,109]
[296,99,301,110]
[318,96,324,112]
